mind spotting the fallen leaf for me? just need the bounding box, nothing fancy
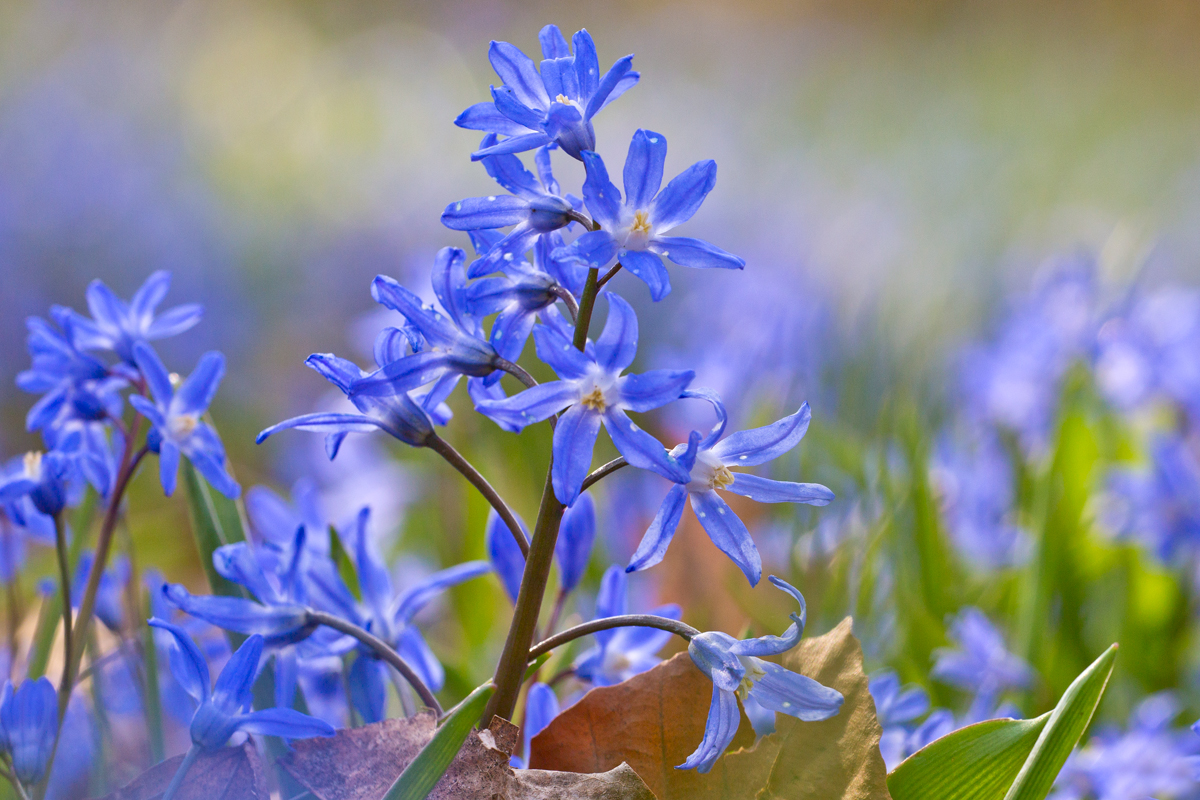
[528,650,756,799]
[282,713,656,799]
[94,743,268,800]
[531,617,890,800]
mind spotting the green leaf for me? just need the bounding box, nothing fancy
[887,643,1117,800]
[1003,644,1118,800]
[182,461,250,602]
[383,682,495,800]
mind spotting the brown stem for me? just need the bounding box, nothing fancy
[527,615,699,662]
[427,434,529,557]
[580,458,628,492]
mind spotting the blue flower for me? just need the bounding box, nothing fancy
[129,342,239,499]
[627,390,834,586]
[486,508,528,604]
[932,607,1034,721]
[59,271,203,363]
[555,491,596,594]
[148,619,334,750]
[0,450,80,518]
[0,678,59,785]
[245,478,331,563]
[511,682,560,768]
[573,565,680,687]
[443,143,578,277]
[554,130,744,301]
[1104,434,1200,564]
[476,294,694,505]
[682,577,842,773]
[869,669,930,771]
[73,551,130,632]
[304,507,490,723]
[456,25,638,160]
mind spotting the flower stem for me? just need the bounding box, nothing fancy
[0,765,30,800]
[162,744,200,800]
[580,457,628,492]
[306,610,442,715]
[495,357,539,389]
[427,434,529,557]
[482,267,602,727]
[596,263,623,289]
[51,513,72,685]
[549,285,580,321]
[527,615,700,662]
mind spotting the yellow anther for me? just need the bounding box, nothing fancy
[631,210,652,235]
[580,387,607,411]
[23,451,43,478]
[555,93,572,105]
[170,413,200,439]
[711,464,735,491]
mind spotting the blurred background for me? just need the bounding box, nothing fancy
[3,0,1200,794]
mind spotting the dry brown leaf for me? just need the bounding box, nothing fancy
[531,617,891,800]
[281,713,655,799]
[94,742,268,800]
[528,651,756,799]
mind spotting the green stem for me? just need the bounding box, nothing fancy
[580,457,627,492]
[0,765,30,800]
[427,434,529,557]
[481,267,601,726]
[51,513,73,685]
[162,744,200,800]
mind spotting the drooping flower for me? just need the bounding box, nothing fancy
[476,294,694,505]
[554,129,744,301]
[59,271,203,363]
[573,565,680,687]
[456,25,638,160]
[627,390,833,586]
[682,576,842,773]
[0,678,59,786]
[486,508,528,604]
[554,491,596,594]
[932,607,1034,722]
[148,619,334,750]
[442,142,578,276]
[129,342,239,499]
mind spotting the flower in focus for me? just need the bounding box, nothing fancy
[59,271,203,363]
[682,576,842,773]
[456,24,638,160]
[476,293,694,505]
[627,390,834,586]
[130,342,239,499]
[932,607,1034,722]
[0,678,58,786]
[573,565,680,687]
[554,129,744,301]
[148,619,334,750]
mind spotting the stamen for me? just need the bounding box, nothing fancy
[711,464,735,490]
[580,387,607,411]
[555,93,572,105]
[631,210,652,235]
[170,413,200,439]
[23,451,43,479]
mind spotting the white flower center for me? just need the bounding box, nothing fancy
[617,208,654,251]
[23,451,43,481]
[169,413,199,439]
[576,368,619,413]
[685,449,736,493]
[735,655,767,700]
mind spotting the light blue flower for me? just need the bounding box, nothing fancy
[511,682,560,768]
[555,491,596,594]
[932,607,1034,722]
[573,565,679,687]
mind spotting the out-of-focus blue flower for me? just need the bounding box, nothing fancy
[129,342,239,499]
[305,507,490,723]
[554,130,744,301]
[932,607,1034,721]
[486,508,527,604]
[456,25,637,160]
[931,432,1031,571]
[1052,693,1200,800]
[627,390,833,586]
[476,294,694,505]
[681,576,842,773]
[869,669,931,771]
[58,271,203,363]
[0,678,58,786]
[0,450,79,518]
[72,551,130,632]
[443,143,578,277]
[555,491,595,594]
[148,619,334,750]
[573,565,680,687]
[245,478,332,565]
[512,682,560,768]
[1104,434,1200,565]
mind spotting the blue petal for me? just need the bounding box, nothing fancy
[619,249,672,301]
[551,229,619,270]
[488,40,549,109]
[130,270,170,319]
[594,294,638,373]
[680,388,729,450]
[585,54,636,119]
[455,102,531,136]
[623,129,667,210]
[677,683,740,773]
[603,408,687,483]
[551,404,603,506]
[159,440,181,496]
[148,617,211,704]
[593,565,628,646]
[690,491,762,585]
[471,131,553,161]
[523,683,560,761]
[237,707,335,740]
[491,84,548,134]
[596,71,638,114]
[580,151,622,229]
[487,509,527,603]
[617,369,693,413]
[132,342,173,406]
[726,474,834,506]
[147,304,204,339]
[468,378,521,433]
[571,29,600,98]
[430,246,471,330]
[348,507,393,619]
[305,353,365,394]
[396,626,445,693]
[555,492,595,593]
[274,648,299,709]
[611,603,682,653]
[164,584,309,637]
[730,577,807,657]
[392,560,492,625]
[651,236,744,270]
[747,660,844,721]
[350,353,455,400]
[626,484,688,574]
[187,444,241,500]
[476,381,577,431]
[256,413,393,445]
[711,403,813,467]
[212,634,263,715]
[539,24,570,59]
[212,543,280,604]
[651,160,717,232]
[441,194,529,231]
[490,307,538,363]
[85,280,126,330]
[2,678,59,785]
[348,653,388,724]
[480,140,544,200]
